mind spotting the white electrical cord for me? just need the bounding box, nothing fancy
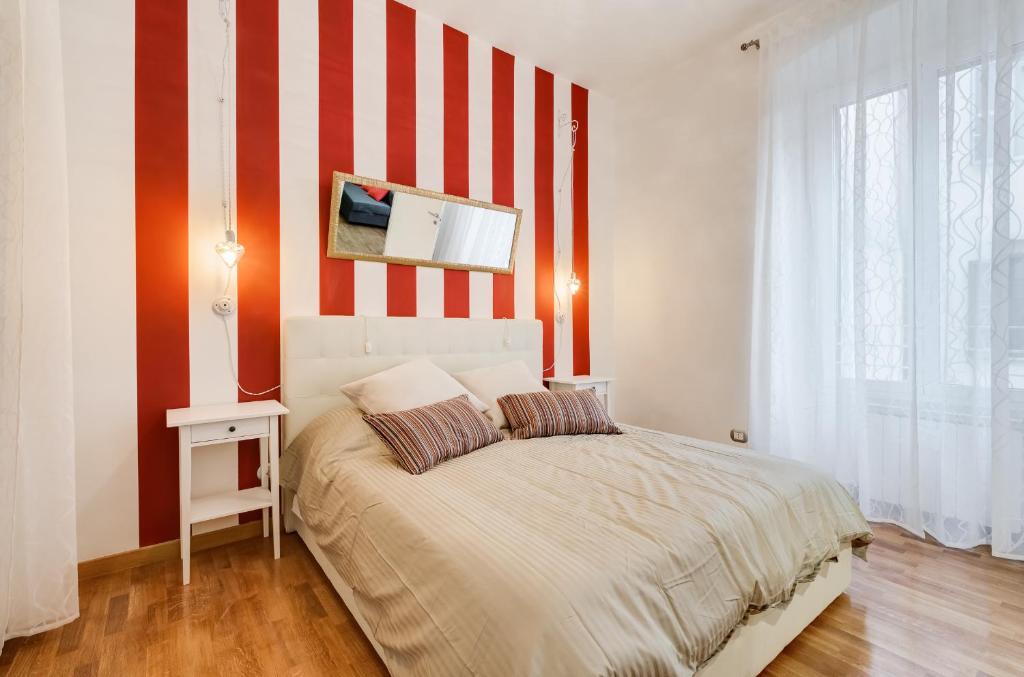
[543,114,579,374]
[218,0,233,235]
[220,314,281,397]
[215,0,280,398]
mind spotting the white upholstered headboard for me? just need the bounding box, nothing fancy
[282,316,543,446]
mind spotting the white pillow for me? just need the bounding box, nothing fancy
[340,358,487,414]
[454,361,546,428]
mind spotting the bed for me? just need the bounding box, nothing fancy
[280,316,872,676]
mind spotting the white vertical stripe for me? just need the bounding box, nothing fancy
[188,0,240,534]
[353,0,388,314]
[280,0,319,319]
[354,259,388,316]
[415,12,444,317]
[467,36,493,318]
[416,13,443,194]
[61,0,140,559]
[514,59,535,322]
[553,75,573,378]
[469,271,493,318]
[417,266,445,317]
[353,0,387,181]
[588,92,615,410]
[467,37,492,203]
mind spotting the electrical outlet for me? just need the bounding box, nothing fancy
[730,429,748,444]
[212,296,236,316]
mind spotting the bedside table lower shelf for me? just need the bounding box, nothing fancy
[191,487,273,525]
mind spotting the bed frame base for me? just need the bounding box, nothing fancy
[285,489,851,677]
[698,543,851,675]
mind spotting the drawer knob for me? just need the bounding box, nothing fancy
[228,425,236,433]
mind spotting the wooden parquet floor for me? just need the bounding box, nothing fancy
[2,523,1022,676]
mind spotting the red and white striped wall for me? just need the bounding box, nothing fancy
[61,0,615,559]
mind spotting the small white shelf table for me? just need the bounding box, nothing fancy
[544,375,614,411]
[166,399,289,585]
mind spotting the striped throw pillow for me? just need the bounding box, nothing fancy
[497,389,622,440]
[363,395,503,475]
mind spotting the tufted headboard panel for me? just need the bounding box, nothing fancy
[282,316,543,446]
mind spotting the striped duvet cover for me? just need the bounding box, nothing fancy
[282,407,872,676]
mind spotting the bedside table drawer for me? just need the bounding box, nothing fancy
[549,382,607,395]
[191,416,269,444]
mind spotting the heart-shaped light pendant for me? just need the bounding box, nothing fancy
[568,271,581,295]
[215,238,245,268]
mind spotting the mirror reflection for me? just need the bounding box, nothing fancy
[327,173,521,274]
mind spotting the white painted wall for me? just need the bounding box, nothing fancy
[589,92,617,414]
[612,35,760,444]
[61,0,140,561]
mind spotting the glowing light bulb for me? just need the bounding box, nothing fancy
[215,231,245,268]
[568,271,581,295]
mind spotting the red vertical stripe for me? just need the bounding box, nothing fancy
[443,269,469,318]
[443,25,470,318]
[442,26,469,196]
[319,0,355,315]
[491,48,515,318]
[386,0,417,316]
[534,68,555,377]
[236,0,280,522]
[571,84,590,375]
[136,0,189,546]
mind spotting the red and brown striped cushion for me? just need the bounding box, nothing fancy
[497,389,622,440]
[363,395,503,475]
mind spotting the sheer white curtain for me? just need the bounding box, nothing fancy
[1,0,79,651]
[751,0,1024,559]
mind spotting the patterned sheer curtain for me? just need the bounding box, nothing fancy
[750,0,1024,559]
[1,0,79,651]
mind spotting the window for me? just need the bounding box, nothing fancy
[836,58,1024,388]
[837,88,910,383]
[945,58,1024,389]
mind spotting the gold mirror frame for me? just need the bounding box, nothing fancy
[326,171,522,274]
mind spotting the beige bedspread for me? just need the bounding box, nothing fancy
[282,408,872,677]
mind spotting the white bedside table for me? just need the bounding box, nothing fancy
[544,375,614,411]
[166,399,289,585]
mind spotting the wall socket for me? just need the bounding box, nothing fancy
[730,429,748,444]
[212,296,236,316]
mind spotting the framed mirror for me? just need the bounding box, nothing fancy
[327,171,522,274]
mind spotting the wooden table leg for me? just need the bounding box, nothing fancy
[260,435,269,538]
[178,426,191,585]
[270,416,281,560]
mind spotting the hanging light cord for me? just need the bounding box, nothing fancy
[543,115,578,375]
[221,314,281,397]
[216,0,280,398]
[218,0,233,237]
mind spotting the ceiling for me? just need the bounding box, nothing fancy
[404,0,796,93]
